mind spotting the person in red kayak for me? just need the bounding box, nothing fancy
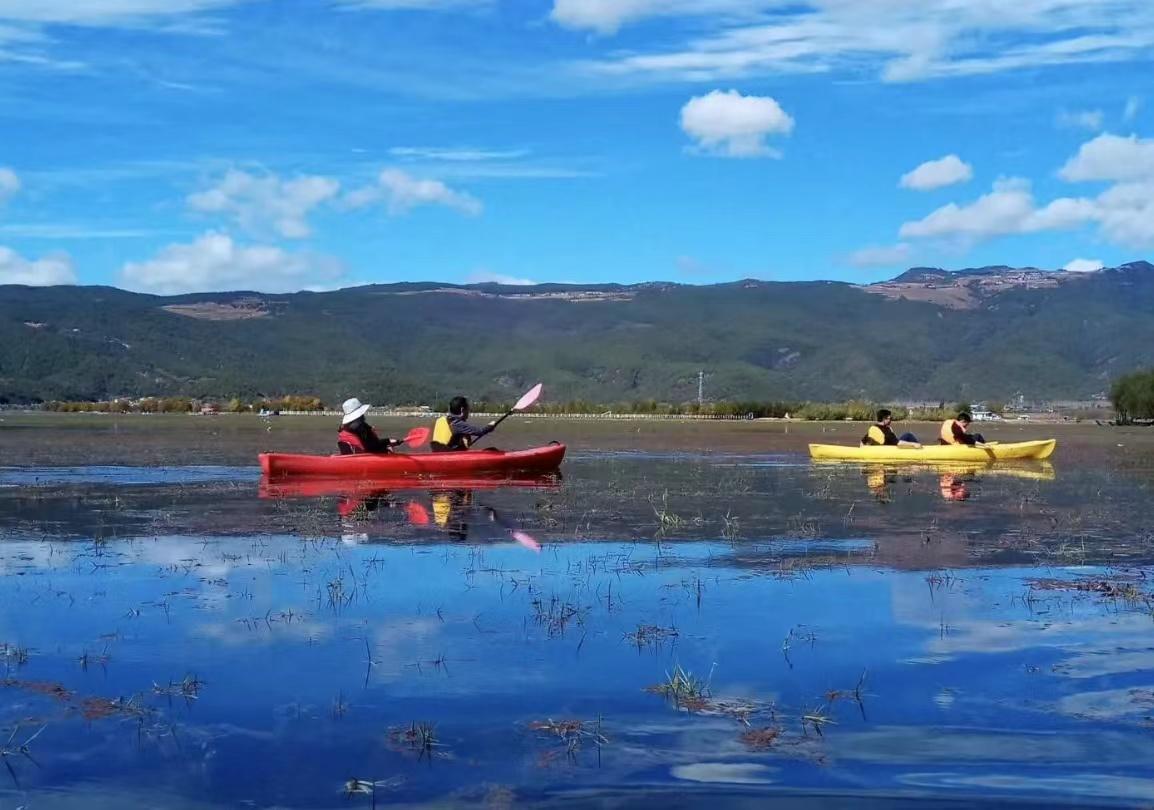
[431,396,497,452]
[337,398,403,455]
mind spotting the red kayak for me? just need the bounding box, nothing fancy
[259,443,566,480]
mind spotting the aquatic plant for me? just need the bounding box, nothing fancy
[388,721,441,758]
[646,664,713,709]
[739,726,781,750]
[623,623,679,649]
[650,490,684,532]
[528,716,609,757]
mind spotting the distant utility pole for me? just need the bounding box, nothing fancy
[698,370,704,405]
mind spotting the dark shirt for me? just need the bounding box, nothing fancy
[337,421,394,454]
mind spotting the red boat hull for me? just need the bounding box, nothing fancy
[259,443,566,480]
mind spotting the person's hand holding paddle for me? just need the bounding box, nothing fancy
[473,384,543,445]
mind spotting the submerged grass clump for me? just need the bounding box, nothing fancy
[624,623,679,649]
[739,726,781,750]
[529,716,609,757]
[388,721,442,758]
[530,595,587,637]
[0,643,30,668]
[645,664,713,709]
[153,674,204,701]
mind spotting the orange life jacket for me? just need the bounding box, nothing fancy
[940,419,963,445]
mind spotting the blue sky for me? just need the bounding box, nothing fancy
[0,0,1152,293]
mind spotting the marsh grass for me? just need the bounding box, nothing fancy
[153,674,204,702]
[1030,574,1150,605]
[343,777,403,808]
[530,595,587,638]
[0,644,30,668]
[721,510,740,539]
[645,664,713,709]
[528,716,609,759]
[739,725,781,749]
[650,490,684,533]
[388,721,442,759]
[623,623,679,649]
[1,722,46,782]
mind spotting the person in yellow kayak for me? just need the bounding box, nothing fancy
[939,412,986,446]
[861,409,921,448]
[337,398,403,455]
[431,396,498,452]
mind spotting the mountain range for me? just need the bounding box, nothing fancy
[2,261,1153,405]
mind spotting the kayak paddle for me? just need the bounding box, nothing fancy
[406,500,431,526]
[511,530,541,553]
[486,384,543,433]
[401,427,430,448]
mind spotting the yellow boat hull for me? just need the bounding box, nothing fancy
[808,439,1056,462]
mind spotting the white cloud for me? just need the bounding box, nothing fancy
[345,168,482,216]
[1091,179,1154,246]
[1058,132,1154,182]
[0,245,76,286]
[551,0,761,35]
[570,1,1154,84]
[1063,258,1104,273]
[389,146,529,162]
[899,155,973,191]
[1056,108,1104,131]
[0,166,19,203]
[0,0,241,25]
[119,231,343,294]
[0,223,159,239]
[187,169,340,240]
[467,270,537,285]
[1124,96,1142,123]
[679,89,794,158]
[898,177,1095,241]
[335,0,489,9]
[849,243,912,268]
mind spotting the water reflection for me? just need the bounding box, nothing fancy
[260,474,560,544]
[839,461,1056,504]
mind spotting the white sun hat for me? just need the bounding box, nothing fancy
[341,397,372,424]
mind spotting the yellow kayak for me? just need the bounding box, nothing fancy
[808,439,1056,462]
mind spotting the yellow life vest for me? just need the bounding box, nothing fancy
[432,416,453,447]
[865,425,887,445]
[432,492,451,527]
[940,419,961,445]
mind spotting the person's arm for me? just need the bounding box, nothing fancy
[361,426,399,453]
[953,423,977,446]
[453,419,495,439]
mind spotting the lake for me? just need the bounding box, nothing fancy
[1,415,1153,808]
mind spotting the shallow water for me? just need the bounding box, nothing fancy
[1,419,1154,807]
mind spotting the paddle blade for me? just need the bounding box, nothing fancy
[513,383,543,412]
[406,500,431,526]
[511,530,541,552]
[403,427,430,448]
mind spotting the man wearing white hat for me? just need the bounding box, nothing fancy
[337,398,402,455]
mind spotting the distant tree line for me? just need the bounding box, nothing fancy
[38,395,974,422]
[1111,369,1154,423]
[43,395,326,414]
